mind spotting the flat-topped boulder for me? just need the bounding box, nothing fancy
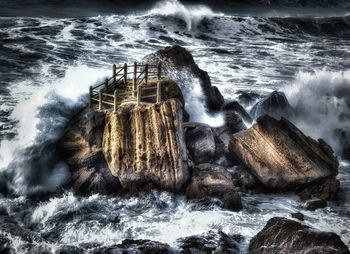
[103,99,189,191]
[230,115,339,190]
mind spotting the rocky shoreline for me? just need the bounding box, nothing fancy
[57,45,349,253]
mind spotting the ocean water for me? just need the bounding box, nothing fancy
[0,0,349,252]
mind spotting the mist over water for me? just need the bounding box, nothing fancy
[0,0,349,252]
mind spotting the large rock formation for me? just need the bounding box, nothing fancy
[58,109,121,195]
[249,217,350,254]
[144,45,225,112]
[230,115,339,191]
[103,99,190,192]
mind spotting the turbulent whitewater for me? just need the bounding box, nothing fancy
[0,0,349,252]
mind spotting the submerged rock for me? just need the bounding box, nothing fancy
[186,163,242,211]
[91,239,172,254]
[178,231,243,254]
[144,45,225,112]
[304,198,327,211]
[230,115,339,192]
[249,217,350,254]
[250,91,294,119]
[103,99,189,192]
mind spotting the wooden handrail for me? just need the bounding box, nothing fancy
[89,61,164,111]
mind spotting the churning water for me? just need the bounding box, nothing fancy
[0,0,349,252]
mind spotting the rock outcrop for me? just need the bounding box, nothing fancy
[103,99,190,192]
[249,217,350,254]
[144,45,225,112]
[230,115,339,191]
[186,163,242,211]
[178,231,243,254]
[250,91,294,119]
[58,109,121,195]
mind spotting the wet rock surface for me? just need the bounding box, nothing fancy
[186,163,242,211]
[250,91,294,120]
[178,231,243,254]
[249,217,350,254]
[230,115,339,193]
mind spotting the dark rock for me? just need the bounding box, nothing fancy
[206,86,225,111]
[91,239,172,254]
[305,199,327,211]
[54,245,85,254]
[144,45,224,112]
[224,111,246,134]
[291,212,304,221]
[250,91,294,120]
[249,217,350,254]
[186,163,242,211]
[237,91,261,107]
[230,115,339,191]
[185,123,216,164]
[223,101,252,124]
[296,178,340,201]
[178,231,242,254]
[232,166,259,192]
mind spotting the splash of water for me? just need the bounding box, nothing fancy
[0,65,110,196]
[284,69,350,155]
[146,0,222,30]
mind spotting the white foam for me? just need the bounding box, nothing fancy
[146,0,223,30]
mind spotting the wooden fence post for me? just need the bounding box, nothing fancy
[105,78,108,91]
[99,90,102,111]
[112,64,116,84]
[133,62,137,97]
[89,86,93,108]
[114,90,117,112]
[157,81,161,103]
[124,63,127,84]
[157,61,162,80]
[137,85,141,106]
[144,64,148,85]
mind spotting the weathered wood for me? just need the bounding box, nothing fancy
[137,85,141,106]
[157,81,161,103]
[145,64,148,85]
[89,86,93,108]
[157,61,162,80]
[112,64,116,84]
[133,62,137,97]
[114,90,117,112]
[124,63,127,84]
[99,90,103,110]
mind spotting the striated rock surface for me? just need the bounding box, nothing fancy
[249,217,350,254]
[103,99,189,192]
[230,115,339,190]
[186,163,242,211]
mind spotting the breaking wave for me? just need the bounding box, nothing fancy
[284,69,350,156]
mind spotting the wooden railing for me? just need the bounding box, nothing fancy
[89,62,163,111]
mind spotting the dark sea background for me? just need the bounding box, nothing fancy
[0,0,349,252]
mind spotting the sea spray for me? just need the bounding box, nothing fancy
[0,65,110,196]
[284,69,350,156]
